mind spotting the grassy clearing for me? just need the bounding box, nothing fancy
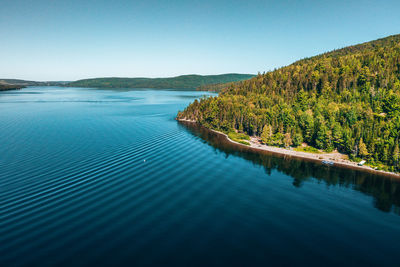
[237,140,250,146]
[227,131,250,145]
[294,146,321,154]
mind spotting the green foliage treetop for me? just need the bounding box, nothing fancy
[177,34,400,172]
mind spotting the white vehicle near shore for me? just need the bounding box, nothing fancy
[358,160,366,166]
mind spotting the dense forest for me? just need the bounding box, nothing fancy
[196,81,239,92]
[177,34,400,172]
[67,74,254,89]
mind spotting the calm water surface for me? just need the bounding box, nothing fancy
[1,87,400,266]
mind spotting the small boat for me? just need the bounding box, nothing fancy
[322,160,334,165]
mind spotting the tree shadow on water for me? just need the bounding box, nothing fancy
[178,121,400,215]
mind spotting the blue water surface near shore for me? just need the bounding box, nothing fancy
[1,87,400,266]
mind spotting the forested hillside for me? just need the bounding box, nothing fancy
[177,34,400,172]
[196,81,238,92]
[67,74,254,89]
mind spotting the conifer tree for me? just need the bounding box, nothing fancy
[261,125,273,145]
[359,138,369,158]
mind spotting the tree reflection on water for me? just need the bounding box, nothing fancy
[179,121,400,214]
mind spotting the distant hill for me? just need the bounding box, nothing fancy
[0,79,46,86]
[0,74,254,92]
[0,83,24,91]
[0,79,69,87]
[178,34,400,172]
[67,74,255,89]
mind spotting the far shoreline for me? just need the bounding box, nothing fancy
[0,86,24,92]
[177,119,400,179]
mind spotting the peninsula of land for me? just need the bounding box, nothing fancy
[0,82,24,91]
[178,119,400,178]
[177,34,400,176]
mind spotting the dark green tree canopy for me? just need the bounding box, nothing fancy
[178,34,400,172]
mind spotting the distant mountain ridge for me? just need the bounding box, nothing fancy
[67,74,255,89]
[0,79,70,91]
[0,79,69,86]
[0,74,254,92]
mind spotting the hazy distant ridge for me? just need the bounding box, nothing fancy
[67,74,255,89]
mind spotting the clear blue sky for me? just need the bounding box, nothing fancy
[1,0,399,81]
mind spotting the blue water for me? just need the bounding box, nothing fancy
[1,87,400,266]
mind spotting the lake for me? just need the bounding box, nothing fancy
[1,87,400,266]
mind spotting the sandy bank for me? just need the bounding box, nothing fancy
[177,118,400,179]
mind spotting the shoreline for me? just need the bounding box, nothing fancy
[0,86,24,91]
[177,119,400,179]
